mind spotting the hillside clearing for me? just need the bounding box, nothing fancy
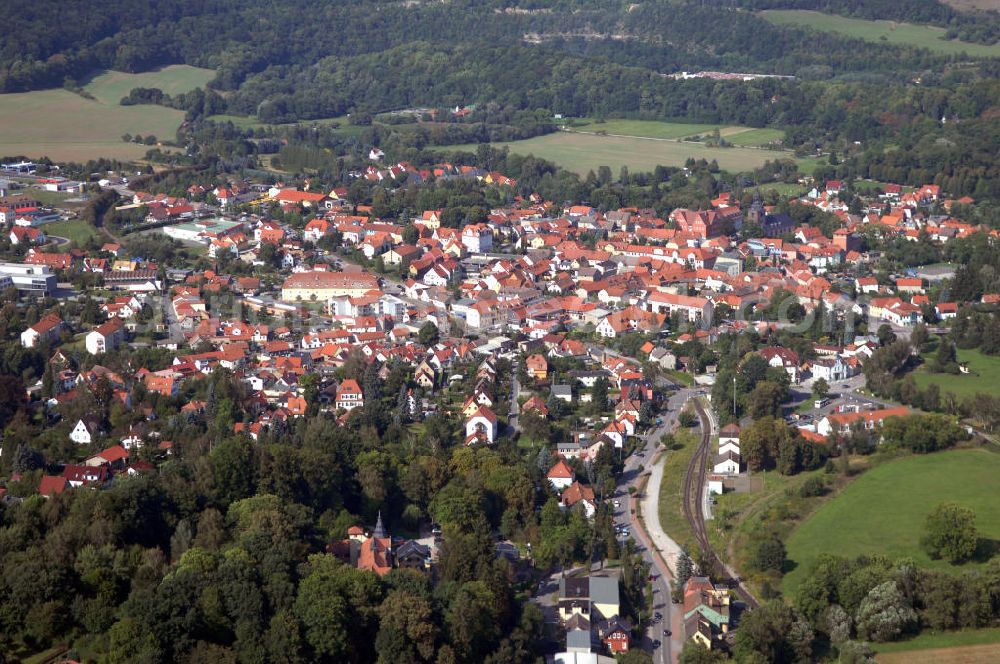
[435,132,791,175]
[783,449,1000,596]
[0,65,213,162]
[913,347,1000,400]
[566,119,786,147]
[760,10,1000,58]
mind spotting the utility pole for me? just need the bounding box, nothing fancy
[732,375,737,416]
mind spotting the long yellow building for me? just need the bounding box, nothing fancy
[280,270,380,301]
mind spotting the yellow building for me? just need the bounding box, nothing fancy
[281,270,380,301]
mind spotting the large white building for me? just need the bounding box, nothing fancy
[646,291,713,323]
[462,224,493,253]
[162,218,244,244]
[0,262,53,295]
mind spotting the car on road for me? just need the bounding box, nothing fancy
[654,612,662,620]
[652,640,661,648]
[663,629,672,637]
[841,384,850,388]
[613,500,621,507]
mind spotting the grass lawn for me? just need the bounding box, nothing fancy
[565,119,786,148]
[23,188,83,207]
[568,119,727,140]
[878,643,1000,664]
[0,65,213,162]
[82,66,215,105]
[725,128,787,147]
[656,428,701,556]
[782,449,1000,596]
[44,219,100,245]
[665,370,694,387]
[207,113,358,133]
[435,131,791,175]
[794,155,826,177]
[913,347,1000,400]
[707,461,846,599]
[760,10,1000,58]
[874,626,1000,655]
[759,182,808,198]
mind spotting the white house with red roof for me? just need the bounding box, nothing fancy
[817,406,909,438]
[759,347,800,384]
[465,405,497,445]
[547,459,576,491]
[461,223,493,253]
[21,313,63,348]
[335,379,364,411]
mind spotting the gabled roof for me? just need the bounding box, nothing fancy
[547,459,575,479]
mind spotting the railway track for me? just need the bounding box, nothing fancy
[683,398,760,610]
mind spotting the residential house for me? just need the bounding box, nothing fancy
[558,575,621,623]
[597,617,632,655]
[547,459,576,491]
[811,356,850,382]
[462,223,493,253]
[86,320,125,355]
[394,540,431,572]
[526,353,549,381]
[817,406,910,438]
[683,576,731,650]
[21,314,63,348]
[69,419,102,445]
[336,379,365,411]
[759,347,800,384]
[561,481,597,518]
[646,291,713,324]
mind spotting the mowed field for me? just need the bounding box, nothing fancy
[782,449,1000,595]
[913,347,1000,399]
[439,131,788,175]
[760,10,1000,58]
[0,65,214,162]
[875,627,1000,662]
[568,119,786,147]
[44,219,101,245]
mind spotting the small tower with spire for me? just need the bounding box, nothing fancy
[373,510,387,539]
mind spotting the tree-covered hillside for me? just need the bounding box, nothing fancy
[2,0,998,94]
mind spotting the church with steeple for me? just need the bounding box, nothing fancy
[334,511,394,576]
[746,188,794,238]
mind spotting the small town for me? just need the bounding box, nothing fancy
[0,142,996,664]
[5,2,1000,660]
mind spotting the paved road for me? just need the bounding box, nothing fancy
[508,370,521,434]
[611,386,696,664]
[157,292,184,343]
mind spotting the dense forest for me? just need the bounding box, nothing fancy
[5,1,1000,199]
[2,0,998,93]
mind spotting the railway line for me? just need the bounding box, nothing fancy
[682,398,760,610]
